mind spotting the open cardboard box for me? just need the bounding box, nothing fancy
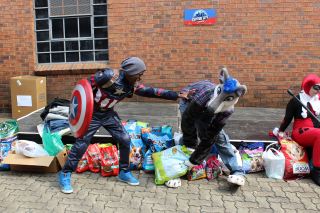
[3,149,67,173]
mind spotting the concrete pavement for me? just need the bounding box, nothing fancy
[0,170,319,213]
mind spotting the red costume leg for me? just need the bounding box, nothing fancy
[292,128,320,167]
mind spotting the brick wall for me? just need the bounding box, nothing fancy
[0,0,35,112]
[1,0,320,113]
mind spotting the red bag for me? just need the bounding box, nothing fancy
[279,137,310,180]
[205,155,222,181]
[187,161,206,181]
[76,150,89,173]
[87,144,102,173]
[100,145,119,177]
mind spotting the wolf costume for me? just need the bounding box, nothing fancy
[166,68,247,187]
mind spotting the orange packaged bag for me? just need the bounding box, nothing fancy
[279,137,310,180]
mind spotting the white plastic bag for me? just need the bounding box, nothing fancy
[262,143,285,179]
[15,140,49,157]
[173,132,183,145]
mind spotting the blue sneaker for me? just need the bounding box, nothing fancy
[118,170,139,185]
[58,171,73,193]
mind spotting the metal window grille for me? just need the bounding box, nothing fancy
[50,0,91,17]
[34,0,108,64]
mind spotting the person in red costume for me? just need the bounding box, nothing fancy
[278,74,320,185]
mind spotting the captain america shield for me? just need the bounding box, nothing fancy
[69,79,94,138]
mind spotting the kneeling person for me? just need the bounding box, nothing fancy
[179,68,247,186]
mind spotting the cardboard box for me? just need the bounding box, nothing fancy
[10,76,47,119]
[3,149,67,173]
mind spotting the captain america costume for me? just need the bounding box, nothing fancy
[63,68,179,173]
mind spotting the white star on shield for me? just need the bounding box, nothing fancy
[114,88,126,95]
[70,97,78,119]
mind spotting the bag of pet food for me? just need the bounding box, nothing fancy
[279,137,310,180]
[0,142,11,171]
[239,142,265,173]
[87,144,102,173]
[141,126,174,153]
[100,144,119,177]
[142,149,155,173]
[152,145,192,185]
[206,155,223,181]
[76,150,89,173]
[0,119,19,170]
[124,120,148,169]
[187,161,207,181]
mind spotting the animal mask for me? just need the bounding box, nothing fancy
[206,68,247,114]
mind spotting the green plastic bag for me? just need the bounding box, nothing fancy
[42,125,64,156]
[152,145,192,185]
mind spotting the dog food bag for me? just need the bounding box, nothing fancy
[76,150,89,173]
[141,127,174,153]
[142,149,155,173]
[100,145,119,177]
[187,161,207,181]
[0,119,19,170]
[87,144,102,173]
[124,121,146,169]
[206,155,222,181]
[279,138,310,180]
[0,142,11,171]
[239,142,265,173]
[152,145,192,185]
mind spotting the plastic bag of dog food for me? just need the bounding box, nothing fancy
[206,155,223,181]
[142,149,155,173]
[0,142,11,171]
[279,137,310,180]
[0,119,19,170]
[76,150,89,173]
[153,145,192,185]
[187,161,207,181]
[124,121,148,170]
[100,144,119,177]
[239,142,265,173]
[87,144,102,173]
[141,126,174,153]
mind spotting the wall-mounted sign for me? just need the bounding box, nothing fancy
[184,9,217,26]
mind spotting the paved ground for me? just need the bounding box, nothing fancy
[0,171,319,213]
[1,102,320,212]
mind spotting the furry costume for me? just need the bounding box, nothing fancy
[165,68,247,187]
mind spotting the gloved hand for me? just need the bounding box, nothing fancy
[272,127,285,138]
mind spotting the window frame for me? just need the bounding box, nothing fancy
[34,0,108,64]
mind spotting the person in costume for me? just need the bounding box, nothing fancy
[165,68,247,187]
[277,73,320,185]
[59,57,190,193]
